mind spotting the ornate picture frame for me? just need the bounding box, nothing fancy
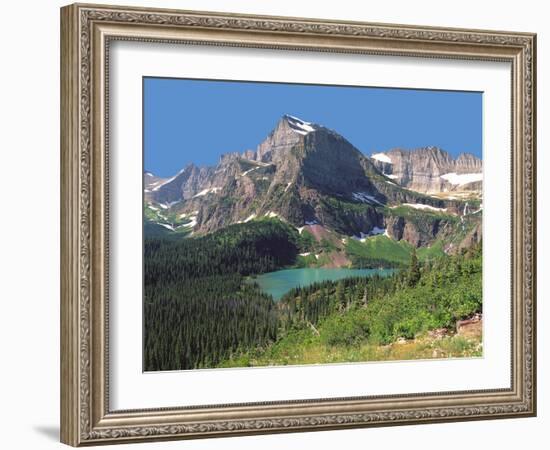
[60,3,536,446]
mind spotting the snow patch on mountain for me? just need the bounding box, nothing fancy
[351,233,367,242]
[371,226,386,235]
[285,114,316,135]
[151,169,185,191]
[401,203,448,212]
[352,192,383,205]
[193,187,221,198]
[150,182,164,191]
[180,216,197,228]
[240,167,258,177]
[352,226,387,242]
[247,160,271,167]
[178,211,198,220]
[372,153,392,164]
[158,200,181,209]
[440,172,483,186]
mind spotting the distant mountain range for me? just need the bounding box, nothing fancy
[144,114,482,256]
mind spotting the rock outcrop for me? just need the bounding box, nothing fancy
[371,147,482,194]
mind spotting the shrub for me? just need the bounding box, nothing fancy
[319,312,369,346]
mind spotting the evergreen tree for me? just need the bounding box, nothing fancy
[143,220,298,371]
[335,280,345,311]
[407,247,421,286]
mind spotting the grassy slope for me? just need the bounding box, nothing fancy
[144,204,195,237]
[417,240,446,261]
[346,236,412,267]
[218,330,481,367]
[385,205,459,222]
[346,235,446,268]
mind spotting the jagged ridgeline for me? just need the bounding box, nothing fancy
[144,114,483,370]
[144,114,482,254]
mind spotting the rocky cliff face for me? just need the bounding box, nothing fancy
[370,147,482,194]
[144,171,166,190]
[455,152,483,172]
[253,115,304,163]
[145,164,215,205]
[384,214,451,247]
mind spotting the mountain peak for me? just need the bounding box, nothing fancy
[282,114,317,135]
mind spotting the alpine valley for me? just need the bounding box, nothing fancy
[144,115,483,371]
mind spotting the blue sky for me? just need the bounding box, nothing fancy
[144,77,482,177]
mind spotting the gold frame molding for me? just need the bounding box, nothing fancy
[60,3,537,446]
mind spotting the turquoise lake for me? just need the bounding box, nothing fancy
[250,268,396,300]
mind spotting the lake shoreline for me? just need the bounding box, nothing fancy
[249,267,397,301]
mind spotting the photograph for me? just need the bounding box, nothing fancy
[56,2,537,446]
[142,78,484,372]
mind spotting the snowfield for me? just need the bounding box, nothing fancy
[240,167,258,177]
[180,216,197,228]
[352,226,388,242]
[440,172,483,186]
[400,203,448,212]
[244,160,271,167]
[352,192,383,205]
[286,114,316,135]
[193,187,221,198]
[371,153,392,164]
[151,168,186,191]
[158,200,181,209]
[370,226,386,235]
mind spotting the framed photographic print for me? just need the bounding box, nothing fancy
[60,3,537,446]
